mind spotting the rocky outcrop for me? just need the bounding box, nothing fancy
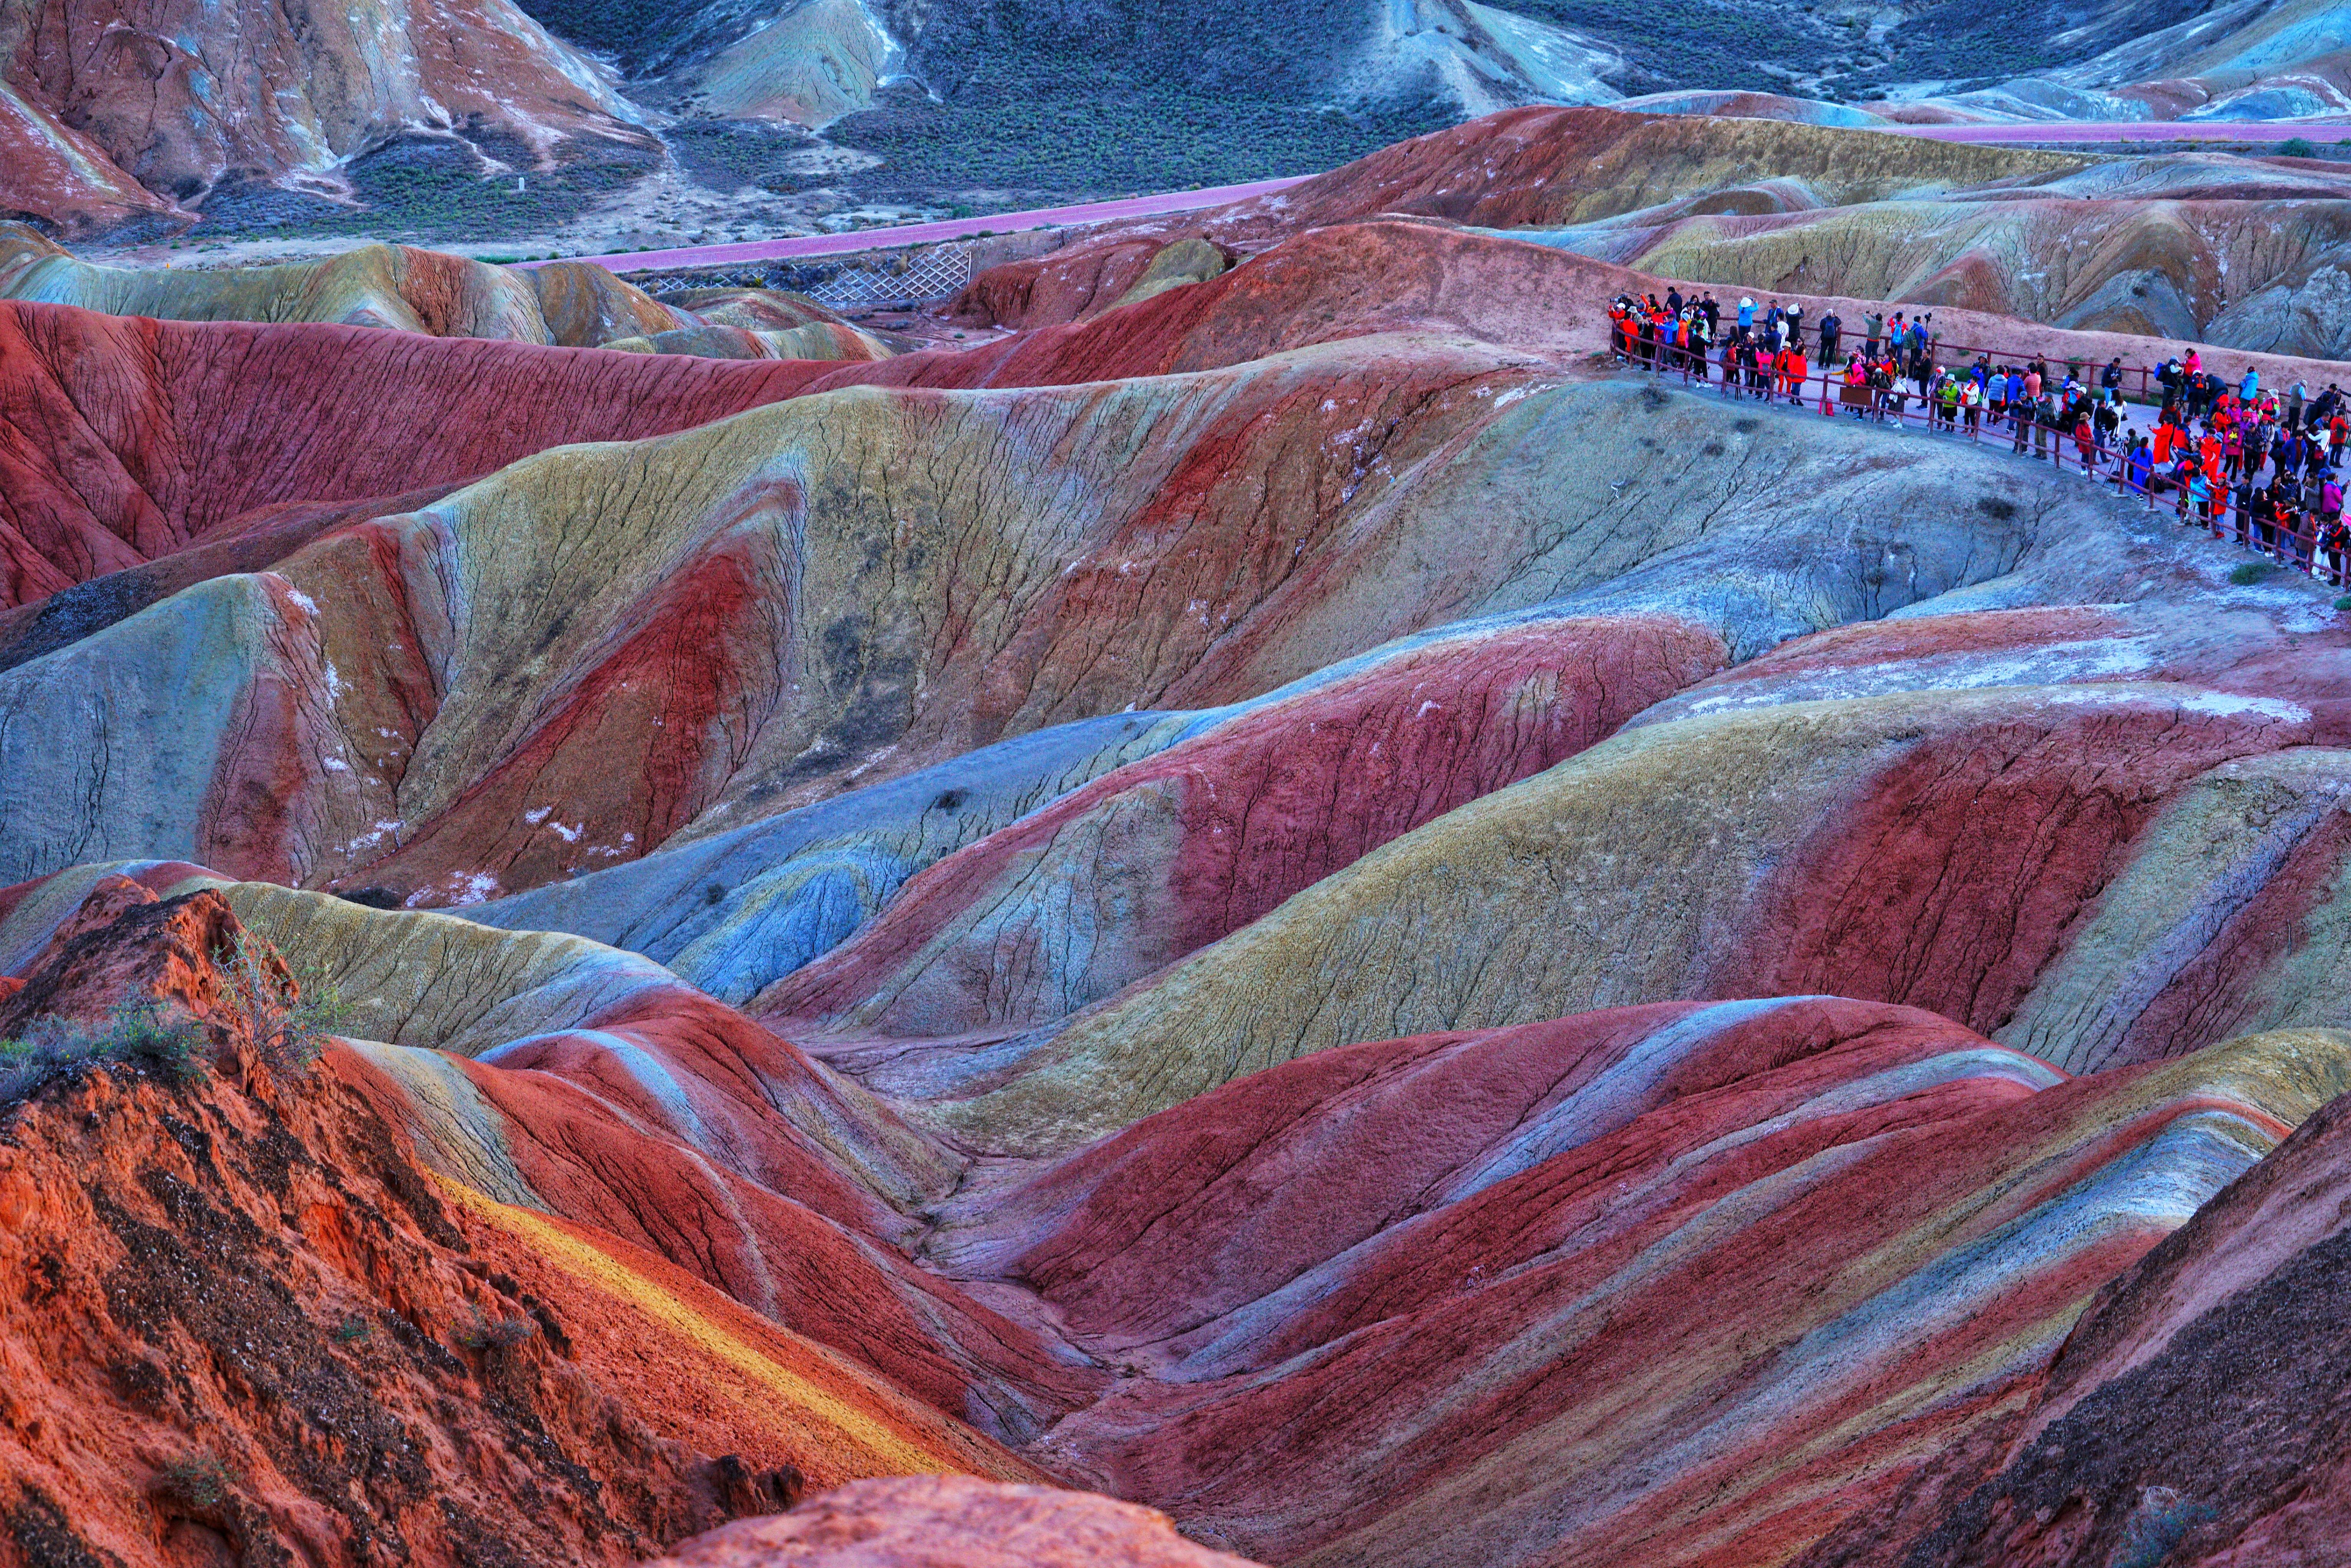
[0,880,1030,1568]
[649,1475,1266,1568]
[0,85,181,241]
[0,0,650,235]
[1797,1072,2351,1568]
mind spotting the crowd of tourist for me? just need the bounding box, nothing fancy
[1605,289,2351,588]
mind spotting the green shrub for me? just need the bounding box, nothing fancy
[224,932,349,1078]
[455,1310,535,1353]
[204,136,658,246]
[153,1454,235,1512]
[2334,594,2351,610]
[2229,561,2274,585]
[824,83,1455,201]
[0,1001,206,1101]
[2281,137,2318,158]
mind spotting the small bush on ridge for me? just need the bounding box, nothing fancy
[0,1001,206,1102]
[225,931,351,1078]
[153,1454,236,1512]
[455,1310,536,1353]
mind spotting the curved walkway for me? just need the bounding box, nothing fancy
[1628,350,2347,588]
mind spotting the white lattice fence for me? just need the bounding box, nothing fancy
[805,245,973,310]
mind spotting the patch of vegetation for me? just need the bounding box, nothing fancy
[0,1002,207,1102]
[193,172,351,232]
[225,931,351,1079]
[2281,137,2318,159]
[1505,0,1849,93]
[197,131,661,246]
[453,1308,539,1399]
[2334,594,2351,610]
[1855,0,2210,93]
[454,1310,536,1353]
[828,79,1454,200]
[152,1454,236,1513]
[666,119,825,190]
[2229,561,2275,586]
[508,0,722,74]
[331,1317,373,1344]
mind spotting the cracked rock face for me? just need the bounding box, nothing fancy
[10,104,2351,1568]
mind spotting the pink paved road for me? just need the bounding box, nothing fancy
[532,120,2344,277]
[521,175,1311,274]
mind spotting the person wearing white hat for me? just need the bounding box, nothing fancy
[1737,296,1755,332]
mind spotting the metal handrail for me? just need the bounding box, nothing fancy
[1623,323,2283,406]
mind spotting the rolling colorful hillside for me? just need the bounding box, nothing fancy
[7,0,2351,251]
[7,98,2351,1568]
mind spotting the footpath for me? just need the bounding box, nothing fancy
[1622,347,2350,593]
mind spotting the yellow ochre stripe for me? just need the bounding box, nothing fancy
[435,1177,970,1477]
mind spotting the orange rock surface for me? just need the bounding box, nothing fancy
[0,883,1033,1568]
[649,1475,1264,1568]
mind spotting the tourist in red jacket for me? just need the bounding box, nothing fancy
[1778,344,1809,405]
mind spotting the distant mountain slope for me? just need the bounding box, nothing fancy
[7,0,2351,248]
[0,0,657,237]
